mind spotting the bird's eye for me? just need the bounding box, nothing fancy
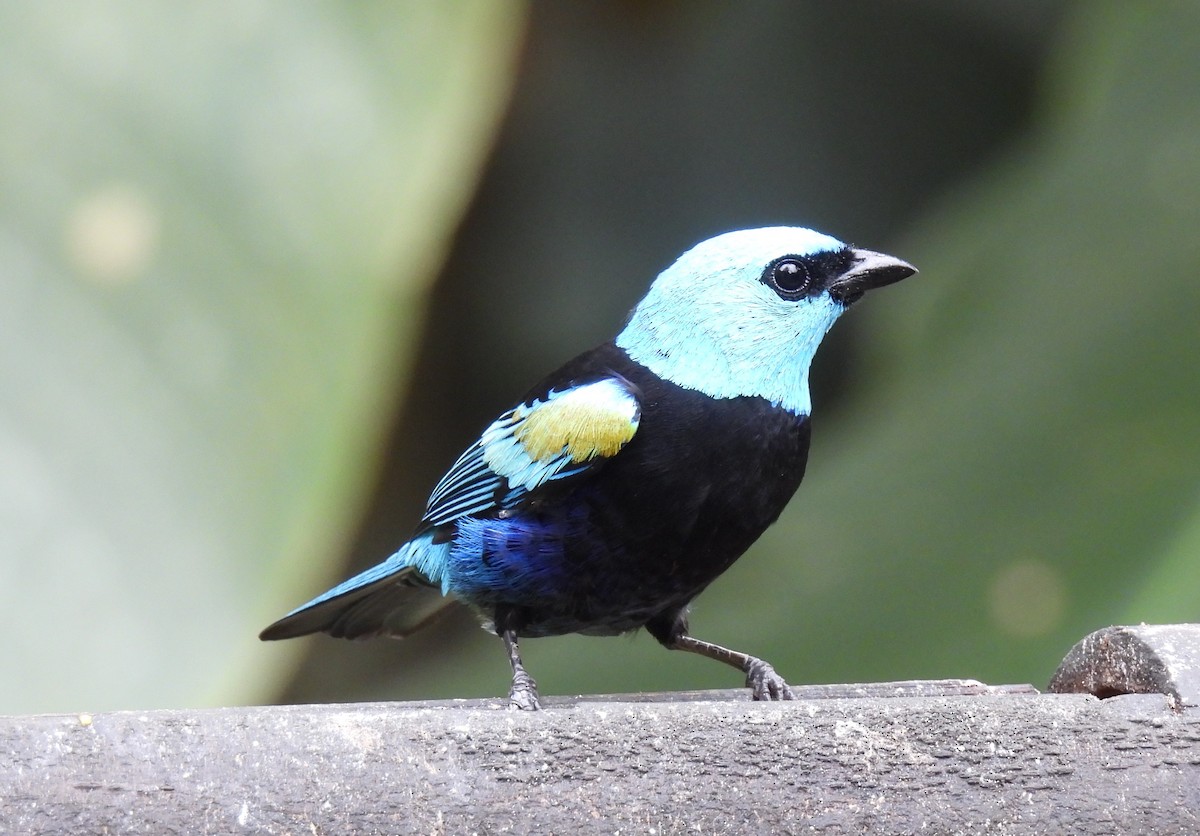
[764,257,813,297]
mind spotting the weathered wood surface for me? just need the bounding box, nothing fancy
[5,684,1199,835]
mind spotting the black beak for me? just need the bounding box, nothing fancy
[829,248,917,306]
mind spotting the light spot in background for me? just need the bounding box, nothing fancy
[987,558,1067,638]
[66,184,160,286]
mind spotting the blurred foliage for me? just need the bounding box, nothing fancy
[0,2,524,714]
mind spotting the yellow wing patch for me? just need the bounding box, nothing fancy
[514,379,639,463]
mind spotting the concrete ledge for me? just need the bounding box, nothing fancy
[5,679,1199,834]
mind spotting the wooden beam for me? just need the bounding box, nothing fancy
[5,680,1199,833]
[7,626,1200,833]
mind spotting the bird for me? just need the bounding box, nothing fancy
[260,226,916,710]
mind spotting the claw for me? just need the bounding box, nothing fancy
[500,618,542,710]
[746,657,795,701]
[508,668,542,711]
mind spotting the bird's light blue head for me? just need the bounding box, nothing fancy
[615,227,915,416]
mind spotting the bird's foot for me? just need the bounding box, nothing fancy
[508,668,542,711]
[745,657,795,701]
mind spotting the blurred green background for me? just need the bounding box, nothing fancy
[2,1,1198,715]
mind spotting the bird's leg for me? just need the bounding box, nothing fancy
[669,634,795,700]
[648,611,794,701]
[497,609,541,710]
[502,629,541,710]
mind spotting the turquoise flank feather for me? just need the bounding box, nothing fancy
[615,227,849,417]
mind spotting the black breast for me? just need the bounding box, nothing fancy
[513,342,812,636]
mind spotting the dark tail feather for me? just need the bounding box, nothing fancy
[260,565,454,641]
